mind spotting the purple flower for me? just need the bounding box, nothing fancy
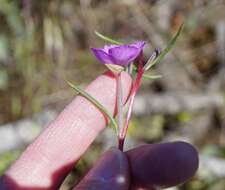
[91,41,145,66]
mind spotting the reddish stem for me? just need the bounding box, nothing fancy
[118,63,144,151]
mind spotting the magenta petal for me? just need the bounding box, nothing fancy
[103,44,118,53]
[131,41,146,49]
[91,48,113,64]
[109,46,140,66]
[91,41,146,66]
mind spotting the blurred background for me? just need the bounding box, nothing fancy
[0,0,225,189]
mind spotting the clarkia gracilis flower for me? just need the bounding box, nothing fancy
[91,41,145,66]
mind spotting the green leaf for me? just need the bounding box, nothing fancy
[145,23,184,70]
[67,81,119,135]
[143,74,162,80]
[132,65,162,80]
[95,31,123,45]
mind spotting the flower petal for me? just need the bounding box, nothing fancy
[109,46,140,66]
[91,48,113,64]
[130,41,146,49]
[103,44,119,53]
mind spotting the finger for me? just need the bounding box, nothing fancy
[74,148,130,190]
[2,71,132,189]
[126,141,199,189]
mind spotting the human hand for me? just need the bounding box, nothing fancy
[0,72,198,190]
[75,142,198,190]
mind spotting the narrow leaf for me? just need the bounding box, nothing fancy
[145,23,184,70]
[67,81,119,135]
[95,31,123,45]
[142,74,162,80]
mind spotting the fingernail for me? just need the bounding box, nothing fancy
[74,148,130,190]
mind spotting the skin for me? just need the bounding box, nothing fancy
[0,71,199,190]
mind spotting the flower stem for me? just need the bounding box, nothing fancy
[116,73,124,143]
[119,64,144,151]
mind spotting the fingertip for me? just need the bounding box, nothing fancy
[74,148,130,190]
[103,71,132,94]
[126,141,199,188]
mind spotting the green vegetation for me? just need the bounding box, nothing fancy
[0,1,225,189]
